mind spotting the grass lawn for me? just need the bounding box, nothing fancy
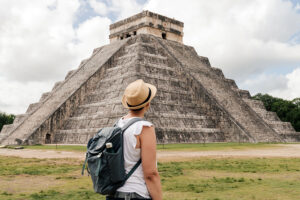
[4,142,284,152]
[0,155,300,200]
[156,142,282,151]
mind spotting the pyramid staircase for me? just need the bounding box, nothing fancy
[1,34,299,145]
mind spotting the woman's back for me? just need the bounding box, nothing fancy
[116,117,153,198]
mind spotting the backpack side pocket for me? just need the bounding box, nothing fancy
[103,149,126,184]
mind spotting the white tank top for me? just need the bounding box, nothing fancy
[116,117,152,198]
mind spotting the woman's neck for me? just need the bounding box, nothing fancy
[124,111,145,119]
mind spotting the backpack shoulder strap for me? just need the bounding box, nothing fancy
[124,158,141,181]
[121,117,144,132]
[113,118,120,127]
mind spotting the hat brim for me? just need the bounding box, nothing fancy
[122,83,157,110]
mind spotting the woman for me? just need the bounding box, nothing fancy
[106,79,163,200]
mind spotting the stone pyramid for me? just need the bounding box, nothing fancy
[1,11,299,145]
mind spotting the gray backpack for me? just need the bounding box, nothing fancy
[82,117,143,195]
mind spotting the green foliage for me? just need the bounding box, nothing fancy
[252,93,300,131]
[0,112,15,132]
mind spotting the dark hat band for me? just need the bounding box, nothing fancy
[127,88,151,108]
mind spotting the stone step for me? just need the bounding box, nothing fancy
[97,71,186,97]
[79,58,89,68]
[63,117,110,130]
[57,128,101,134]
[279,132,300,142]
[266,121,295,133]
[52,81,63,91]
[251,108,281,121]
[106,60,136,73]
[106,62,175,78]
[124,42,159,55]
[74,98,207,119]
[64,69,76,80]
[243,98,265,109]
[63,112,212,130]
[139,62,175,72]
[115,52,168,66]
[86,84,192,106]
[54,128,101,144]
[92,46,104,56]
[156,129,225,143]
[138,63,177,78]
[57,123,222,144]
[85,90,121,104]
[0,124,15,135]
[95,76,138,93]
[39,92,51,102]
[234,89,251,99]
[225,79,238,90]
[211,67,225,78]
[13,114,29,124]
[98,70,138,85]
[73,98,122,116]
[0,134,7,141]
[25,102,42,114]
[137,52,168,65]
[155,90,193,103]
[159,127,221,133]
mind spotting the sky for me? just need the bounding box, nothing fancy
[0,0,300,114]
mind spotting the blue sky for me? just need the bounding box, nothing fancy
[0,0,300,114]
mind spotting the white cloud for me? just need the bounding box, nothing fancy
[110,0,144,20]
[88,0,144,20]
[0,0,110,114]
[240,67,300,100]
[0,77,54,114]
[88,0,108,16]
[240,73,288,96]
[272,67,300,99]
[144,0,300,82]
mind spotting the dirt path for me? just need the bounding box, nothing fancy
[157,144,300,162]
[0,144,300,161]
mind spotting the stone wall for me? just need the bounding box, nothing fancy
[109,10,183,43]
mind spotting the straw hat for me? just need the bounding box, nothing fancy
[122,79,157,110]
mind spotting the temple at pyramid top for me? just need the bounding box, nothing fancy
[109,10,184,43]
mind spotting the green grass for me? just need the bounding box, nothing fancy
[156,142,281,151]
[19,144,87,152]
[4,142,283,152]
[0,156,81,176]
[1,155,300,200]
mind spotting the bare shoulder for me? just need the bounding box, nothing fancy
[140,124,155,135]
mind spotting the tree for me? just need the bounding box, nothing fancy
[292,98,300,108]
[252,93,300,132]
[0,112,15,132]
